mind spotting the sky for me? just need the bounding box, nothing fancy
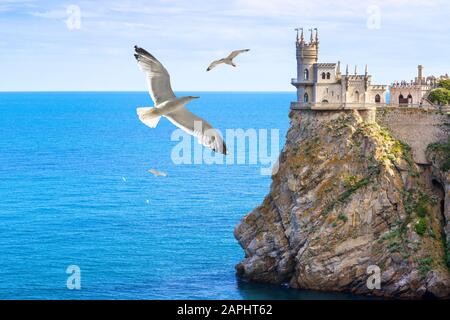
[0,0,449,91]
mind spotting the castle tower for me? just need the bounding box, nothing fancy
[417,65,424,84]
[292,28,319,105]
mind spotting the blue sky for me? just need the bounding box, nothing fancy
[0,0,449,91]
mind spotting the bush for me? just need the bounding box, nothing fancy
[338,177,370,203]
[428,88,450,105]
[416,257,433,278]
[415,192,430,217]
[428,138,450,172]
[438,79,450,90]
[343,175,357,188]
[415,217,427,236]
[338,213,348,222]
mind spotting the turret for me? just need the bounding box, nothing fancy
[336,61,341,78]
[364,65,369,91]
[296,27,319,82]
[293,27,319,105]
[417,65,424,84]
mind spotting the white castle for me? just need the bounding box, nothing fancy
[291,28,387,107]
[292,28,448,107]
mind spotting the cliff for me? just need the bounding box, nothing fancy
[234,109,450,298]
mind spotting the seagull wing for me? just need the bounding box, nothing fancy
[227,49,250,60]
[207,59,225,71]
[134,46,176,105]
[166,107,227,155]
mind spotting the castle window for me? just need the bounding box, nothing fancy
[304,69,309,80]
[303,93,309,103]
[375,94,381,103]
[354,90,360,102]
[326,88,329,93]
[407,94,413,104]
[322,72,326,79]
[326,72,331,79]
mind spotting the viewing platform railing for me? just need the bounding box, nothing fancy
[291,78,314,85]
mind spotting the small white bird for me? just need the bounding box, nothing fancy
[134,46,227,155]
[148,169,167,177]
[206,49,250,71]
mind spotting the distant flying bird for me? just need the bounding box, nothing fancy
[206,49,250,71]
[134,46,227,155]
[148,169,167,177]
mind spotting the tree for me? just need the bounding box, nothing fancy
[438,79,450,91]
[428,87,450,105]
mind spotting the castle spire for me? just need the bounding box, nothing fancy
[346,64,349,76]
[300,27,304,43]
[309,28,313,44]
[314,28,318,43]
[354,65,357,75]
[365,64,368,76]
[337,61,341,74]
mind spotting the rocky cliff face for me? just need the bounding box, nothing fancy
[235,109,450,298]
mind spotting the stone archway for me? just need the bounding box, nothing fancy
[399,94,408,104]
[408,94,413,105]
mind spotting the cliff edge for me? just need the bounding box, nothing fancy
[234,109,450,298]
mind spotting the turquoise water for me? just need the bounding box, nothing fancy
[0,92,364,299]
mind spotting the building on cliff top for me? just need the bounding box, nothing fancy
[291,28,449,108]
[389,65,449,106]
[291,28,388,108]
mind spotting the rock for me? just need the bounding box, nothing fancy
[235,109,450,299]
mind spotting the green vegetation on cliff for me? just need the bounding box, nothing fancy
[427,138,450,171]
[428,80,450,105]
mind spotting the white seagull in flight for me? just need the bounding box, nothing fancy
[148,169,167,177]
[206,49,250,71]
[134,46,227,155]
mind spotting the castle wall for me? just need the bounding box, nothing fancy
[315,83,342,103]
[376,107,449,164]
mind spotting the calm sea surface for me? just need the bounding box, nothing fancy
[0,92,366,299]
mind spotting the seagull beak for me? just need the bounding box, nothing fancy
[191,96,200,99]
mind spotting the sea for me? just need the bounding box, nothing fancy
[0,92,367,299]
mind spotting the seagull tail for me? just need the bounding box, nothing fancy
[137,107,161,128]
